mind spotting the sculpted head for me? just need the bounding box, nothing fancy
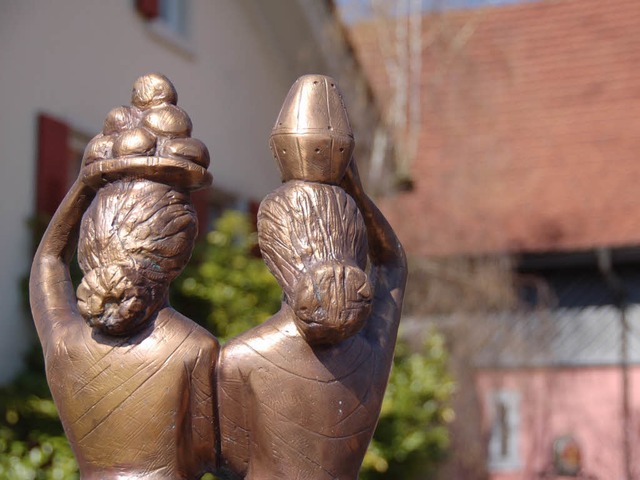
[258,181,372,345]
[76,179,197,335]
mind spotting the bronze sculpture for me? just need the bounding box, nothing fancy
[217,75,407,479]
[30,73,218,479]
[30,73,406,480]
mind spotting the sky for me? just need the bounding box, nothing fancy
[336,0,534,23]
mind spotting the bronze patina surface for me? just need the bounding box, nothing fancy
[30,74,406,480]
[30,74,218,479]
[217,75,407,479]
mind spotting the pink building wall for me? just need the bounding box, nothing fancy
[476,366,640,480]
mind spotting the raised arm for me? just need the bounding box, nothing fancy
[341,160,407,349]
[342,160,406,275]
[29,176,96,354]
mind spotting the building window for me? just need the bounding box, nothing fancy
[488,390,520,471]
[137,0,192,54]
[157,0,189,39]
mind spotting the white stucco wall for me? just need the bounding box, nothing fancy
[0,0,334,383]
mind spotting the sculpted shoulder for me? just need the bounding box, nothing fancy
[47,308,219,375]
[218,318,286,378]
[152,308,220,355]
[220,313,375,386]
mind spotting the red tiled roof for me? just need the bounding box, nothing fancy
[348,0,640,257]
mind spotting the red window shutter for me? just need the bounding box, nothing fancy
[136,0,159,19]
[191,187,210,238]
[36,113,70,217]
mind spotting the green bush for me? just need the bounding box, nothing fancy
[0,349,78,479]
[171,211,282,341]
[361,333,455,480]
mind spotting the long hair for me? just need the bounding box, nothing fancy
[258,181,367,299]
[258,181,371,344]
[76,179,197,335]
